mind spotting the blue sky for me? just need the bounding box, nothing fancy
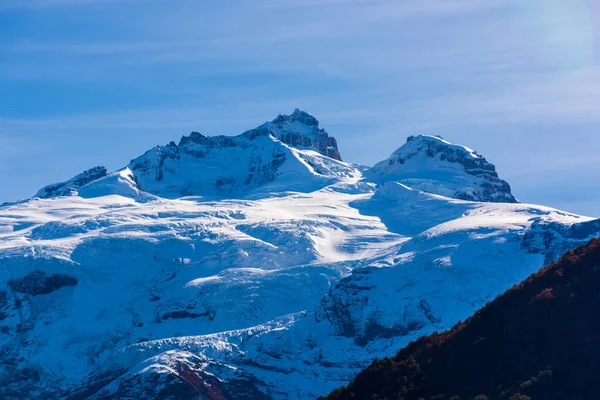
[1,0,599,216]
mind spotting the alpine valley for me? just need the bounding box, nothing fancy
[1,110,598,399]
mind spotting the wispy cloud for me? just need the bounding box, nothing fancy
[2,0,591,84]
[4,64,600,136]
[260,0,505,15]
[0,0,145,10]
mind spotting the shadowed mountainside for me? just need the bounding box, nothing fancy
[322,237,600,400]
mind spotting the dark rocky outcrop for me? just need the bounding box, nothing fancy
[266,109,342,161]
[316,269,440,347]
[9,271,77,296]
[35,166,107,198]
[69,353,270,400]
[0,290,8,320]
[522,218,600,265]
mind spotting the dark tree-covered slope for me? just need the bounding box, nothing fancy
[322,237,600,400]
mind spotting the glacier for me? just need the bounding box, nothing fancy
[1,110,598,399]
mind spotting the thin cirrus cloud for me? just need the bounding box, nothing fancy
[1,1,593,74]
[0,0,145,10]
[3,4,595,83]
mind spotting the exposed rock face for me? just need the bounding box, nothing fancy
[35,166,107,198]
[78,351,266,400]
[316,268,440,347]
[522,218,600,265]
[367,135,517,203]
[126,110,348,198]
[244,108,343,161]
[127,134,290,198]
[9,271,77,296]
[0,290,9,321]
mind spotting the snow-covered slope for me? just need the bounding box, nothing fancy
[127,108,352,199]
[2,111,598,399]
[367,134,517,203]
[35,166,108,198]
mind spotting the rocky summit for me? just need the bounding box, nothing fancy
[368,134,517,203]
[1,110,598,399]
[118,109,349,199]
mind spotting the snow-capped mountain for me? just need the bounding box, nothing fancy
[0,110,598,399]
[120,108,349,199]
[367,134,517,203]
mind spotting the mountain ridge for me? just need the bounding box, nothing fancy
[32,110,515,205]
[35,166,108,199]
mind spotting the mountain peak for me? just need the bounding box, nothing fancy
[368,134,517,203]
[247,109,342,161]
[403,134,480,159]
[272,108,319,127]
[119,110,352,198]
